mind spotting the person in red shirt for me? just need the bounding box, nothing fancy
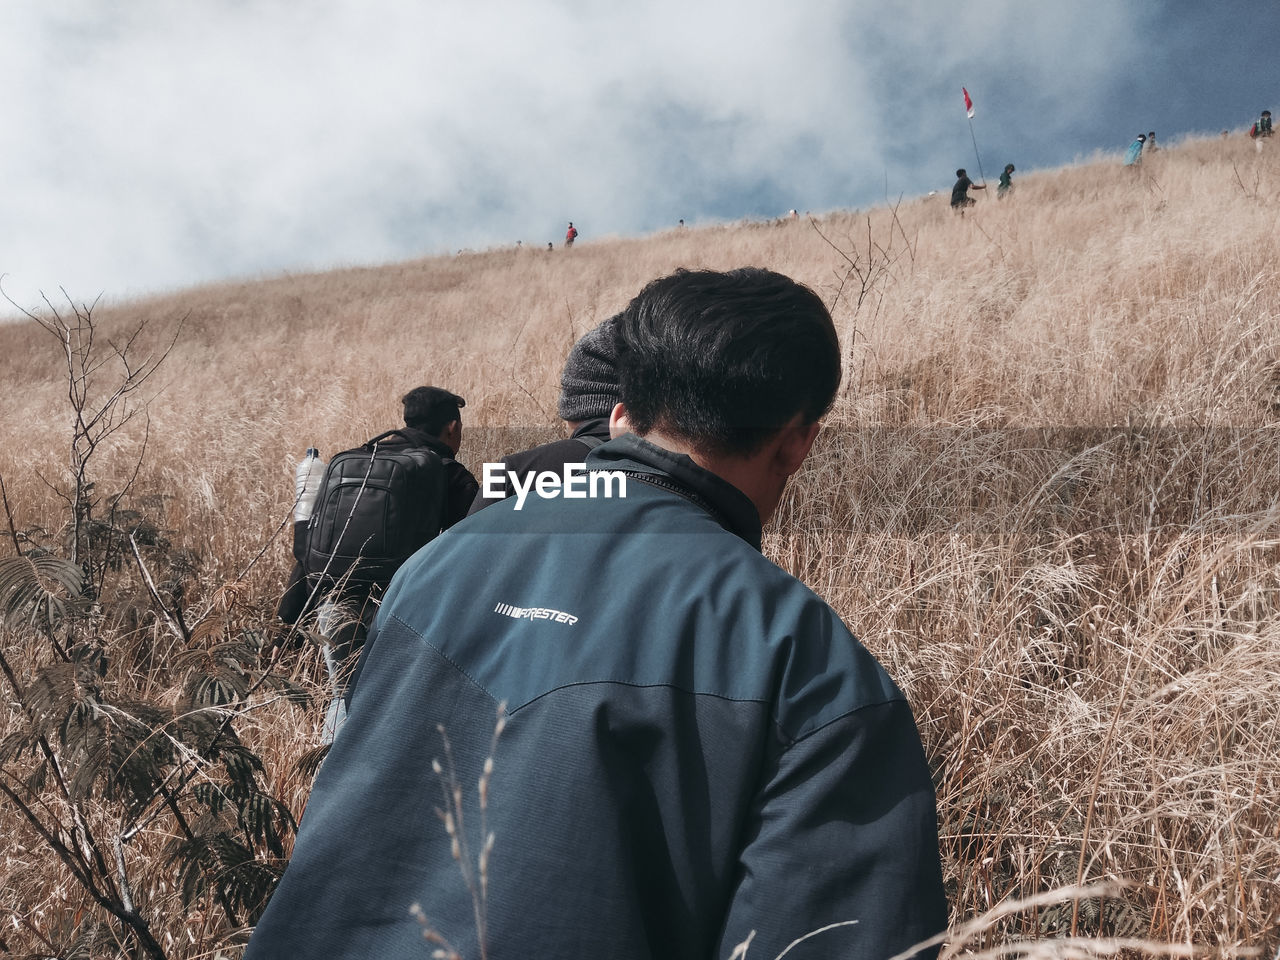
[565,221,578,247]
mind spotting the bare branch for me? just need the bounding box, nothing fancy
[112,836,136,915]
[130,533,190,643]
[0,473,23,556]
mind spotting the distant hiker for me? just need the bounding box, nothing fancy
[1251,110,1273,152]
[547,241,554,251]
[997,163,1015,199]
[678,218,685,228]
[468,315,618,515]
[277,386,478,737]
[565,221,578,247]
[1123,134,1146,166]
[1145,132,1157,152]
[951,168,985,210]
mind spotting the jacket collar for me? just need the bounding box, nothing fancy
[588,433,763,551]
[388,427,457,461]
[570,417,612,441]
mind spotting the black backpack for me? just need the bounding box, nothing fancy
[302,430,446,593]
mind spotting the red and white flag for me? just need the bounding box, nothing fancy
[963,87,975,119]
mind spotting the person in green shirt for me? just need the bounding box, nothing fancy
[997,163,1015,199]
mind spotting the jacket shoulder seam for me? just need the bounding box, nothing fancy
[776,695,909,746]
[385,613,501,705]
[513,679,771,714]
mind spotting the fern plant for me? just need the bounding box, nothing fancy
[0,299,307,959]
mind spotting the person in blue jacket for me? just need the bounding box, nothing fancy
[1123,133,1146,166]
[245,267,947,960]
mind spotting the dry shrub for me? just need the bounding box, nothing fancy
[0,134,1277,956]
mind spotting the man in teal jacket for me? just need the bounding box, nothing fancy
[246,268,946,959]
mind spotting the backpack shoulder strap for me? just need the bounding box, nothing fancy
[578,434,606,452]
[363,429,412,448]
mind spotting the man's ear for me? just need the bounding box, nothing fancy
[773,417,821,478]
[441,419,462,451]
[609,402,631,439]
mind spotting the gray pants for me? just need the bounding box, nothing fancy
[314,599,372,743]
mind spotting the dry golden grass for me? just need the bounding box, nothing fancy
[1,133,1278,956]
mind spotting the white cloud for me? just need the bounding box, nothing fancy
[0,0,1151,303]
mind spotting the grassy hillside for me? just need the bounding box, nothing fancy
[0,135,1277,957]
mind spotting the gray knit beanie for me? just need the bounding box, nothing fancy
[558,314,620,422]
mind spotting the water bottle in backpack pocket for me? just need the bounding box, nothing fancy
[293,448,326,562]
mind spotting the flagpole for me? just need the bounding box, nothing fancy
[967,116,987,186]
[962,86,987,186]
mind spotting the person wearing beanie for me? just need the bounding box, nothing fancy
[467,315,620,514]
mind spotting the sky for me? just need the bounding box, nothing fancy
[1,0,1275,307]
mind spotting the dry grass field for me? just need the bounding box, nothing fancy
[0,134,1277,957]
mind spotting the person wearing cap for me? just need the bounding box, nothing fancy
[467,315,618,515]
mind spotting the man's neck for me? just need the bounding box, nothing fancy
[630,429,775,523]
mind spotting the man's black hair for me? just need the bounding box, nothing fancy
[615,267,841,458]
[401,386,465,436]
[956,168,966,178]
